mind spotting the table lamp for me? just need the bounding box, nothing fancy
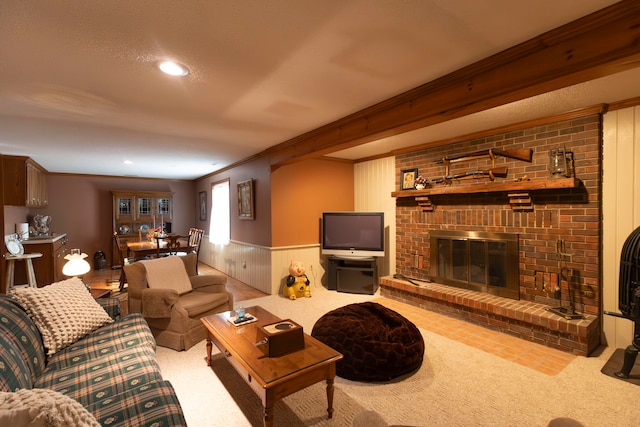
[62,249,91,289]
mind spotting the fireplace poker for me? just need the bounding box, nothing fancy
[393,273,431,286]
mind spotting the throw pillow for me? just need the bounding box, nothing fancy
[0,388,100,427]
[141,255,192,295]
[11,278,113,357]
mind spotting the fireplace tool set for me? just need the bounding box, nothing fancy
[546,239,583,320]
[604,225,640,379]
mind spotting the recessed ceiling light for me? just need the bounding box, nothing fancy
[123,160,133,165]
[158,60,190,77]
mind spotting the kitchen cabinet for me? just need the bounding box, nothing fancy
[2,155,48,207]
[112,191,173,265]
[18,234,68,286]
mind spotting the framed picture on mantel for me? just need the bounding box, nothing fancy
[238,179,254,220]
[401,168,418,190]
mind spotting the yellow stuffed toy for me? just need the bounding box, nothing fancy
[284,260,311,300]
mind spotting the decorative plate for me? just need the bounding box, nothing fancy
[139,224,150,232]
[118,224,131,234]
[5,234,24,256]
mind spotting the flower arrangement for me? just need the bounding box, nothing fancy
[414,176,429,188]
[147,226,165,242]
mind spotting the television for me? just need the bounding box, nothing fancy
[321,212,385,258]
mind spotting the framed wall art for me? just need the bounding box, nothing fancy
[199,191,207,221]
[401,168,418,190]
[238,179,255,220]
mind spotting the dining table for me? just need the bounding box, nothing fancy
[126,235,189,260]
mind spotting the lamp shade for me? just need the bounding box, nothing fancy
[62,249,91,277]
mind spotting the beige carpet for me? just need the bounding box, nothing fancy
[155,284,640,426]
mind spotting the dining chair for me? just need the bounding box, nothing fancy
[190,228,204,273]
[173,228,204,273]
[113,232,128,291]
[155,234,188,257]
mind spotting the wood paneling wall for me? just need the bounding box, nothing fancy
[602,106,640,349]
[354,157,396,278]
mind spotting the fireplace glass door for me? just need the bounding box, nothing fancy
[430,230,519,299]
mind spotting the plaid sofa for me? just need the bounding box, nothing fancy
[0,293,186,426]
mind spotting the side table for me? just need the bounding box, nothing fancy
[90,288,112,299]
[5,252,43,293]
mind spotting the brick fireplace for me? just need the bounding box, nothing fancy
[381,113,602,356]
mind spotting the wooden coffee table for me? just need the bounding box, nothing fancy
[201,306,343,427]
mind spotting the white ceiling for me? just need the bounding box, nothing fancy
[0,0,632,180]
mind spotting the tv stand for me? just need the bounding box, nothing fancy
[327,256,378,295]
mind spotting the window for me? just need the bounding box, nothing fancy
[209,180,230,244]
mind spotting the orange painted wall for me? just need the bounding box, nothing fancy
[271,158,354,247]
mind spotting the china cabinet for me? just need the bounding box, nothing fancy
[112,191,173,265]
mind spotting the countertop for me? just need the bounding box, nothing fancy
[21,233,67,245]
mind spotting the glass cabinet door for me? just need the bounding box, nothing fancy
[137,197,152,217]
[157,197,171,216]
[116,196,134,220]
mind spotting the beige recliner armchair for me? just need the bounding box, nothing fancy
[124,253,233,351]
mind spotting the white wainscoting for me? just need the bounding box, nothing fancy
[270,244,326,297]
[199,238,324,295]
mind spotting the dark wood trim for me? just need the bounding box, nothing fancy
[607,96,640,112]
[265,0,640,168]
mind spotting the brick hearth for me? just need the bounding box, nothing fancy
[380,276,599,356]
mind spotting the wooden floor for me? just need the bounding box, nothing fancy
[84,262,267,306]
[373,297,577,375]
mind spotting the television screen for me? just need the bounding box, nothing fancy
[321,212,385,258]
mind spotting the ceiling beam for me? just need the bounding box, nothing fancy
[265,0,640,168]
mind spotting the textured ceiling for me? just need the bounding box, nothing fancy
[0,0,630,179]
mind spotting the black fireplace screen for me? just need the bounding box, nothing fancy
[430,230,519,300]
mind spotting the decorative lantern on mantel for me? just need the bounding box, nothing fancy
[549,146,574,178]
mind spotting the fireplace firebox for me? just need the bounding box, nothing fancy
[429,230,519,300]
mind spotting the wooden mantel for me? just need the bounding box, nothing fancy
[391,177,581,211]
[391,177,580,197]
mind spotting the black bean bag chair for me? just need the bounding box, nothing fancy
[311,302,424,381]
